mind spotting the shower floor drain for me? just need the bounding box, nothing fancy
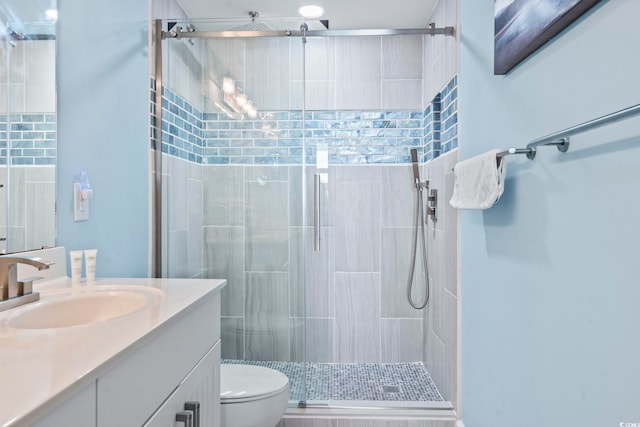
[382,385,401,393]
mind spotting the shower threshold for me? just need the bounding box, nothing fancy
[222,360,448,407]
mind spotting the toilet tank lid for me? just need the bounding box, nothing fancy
[220,364,289,400]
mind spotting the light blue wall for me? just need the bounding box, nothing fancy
[56,0,149,277]
[459,1,640,426]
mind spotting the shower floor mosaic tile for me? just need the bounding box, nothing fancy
[222,360,443,402]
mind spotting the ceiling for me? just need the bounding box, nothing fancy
[177,0,439,30]
[0,0,439,31]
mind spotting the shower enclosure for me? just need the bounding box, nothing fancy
[156,17,451,410]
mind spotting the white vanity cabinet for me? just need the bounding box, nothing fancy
[0,271,227,427]
[98,293,221,427]
[24,289,221,427]
[144,341,220,427]
[31,383,96,427]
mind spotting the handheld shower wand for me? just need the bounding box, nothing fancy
[407,149,430,310]
[411,149,421,188]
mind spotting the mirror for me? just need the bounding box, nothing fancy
[0,1,57,254]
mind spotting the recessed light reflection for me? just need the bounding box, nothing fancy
[45,9,58,21]
[298,5,324,19]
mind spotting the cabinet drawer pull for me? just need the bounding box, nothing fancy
[176,411,193,427]
[184,402,200,427]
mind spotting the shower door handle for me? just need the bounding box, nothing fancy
[184,402,200,427]
[314,173,321,251]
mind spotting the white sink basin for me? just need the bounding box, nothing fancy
[5,286,164,329]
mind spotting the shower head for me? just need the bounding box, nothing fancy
[231,11,277,31]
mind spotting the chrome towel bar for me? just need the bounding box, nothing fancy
[497,139,568,161]
[497,103,640,162]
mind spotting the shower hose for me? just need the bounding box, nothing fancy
[407,180,430,310]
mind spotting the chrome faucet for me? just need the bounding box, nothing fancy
[0,256,54,311]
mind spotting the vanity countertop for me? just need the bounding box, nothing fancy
[0,277,226,427]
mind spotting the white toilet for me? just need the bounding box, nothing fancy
[220,364,289,427]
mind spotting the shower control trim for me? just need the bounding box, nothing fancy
[427,189,437,223]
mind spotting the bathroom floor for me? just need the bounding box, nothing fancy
[222,360,443,402]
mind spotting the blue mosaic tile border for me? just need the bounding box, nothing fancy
[161,87,205,163]
[153,75,458,165]
[440,75,458,154]
[423,94,442,162]
[203,110,424,165]
[0,114,56,166]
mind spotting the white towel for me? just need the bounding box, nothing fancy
[449,149,506,209]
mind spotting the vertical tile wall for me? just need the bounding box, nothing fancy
[421,0,459,410]
[206,163,431,363]
[6,165,56,252]
[205,153,457,367]
[204,35,425,112]
[422,150,459,409]
[331,164,418,363]
[423,0,458,107]
[159,66,458,366]
[0,39,56,113]
[163,153,204,279]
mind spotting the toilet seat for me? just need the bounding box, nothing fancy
[220,364,289,404]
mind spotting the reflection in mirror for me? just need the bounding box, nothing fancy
[0,6,56,254]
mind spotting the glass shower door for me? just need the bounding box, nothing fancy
[160,22,450,410]
[160,20,331,406]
